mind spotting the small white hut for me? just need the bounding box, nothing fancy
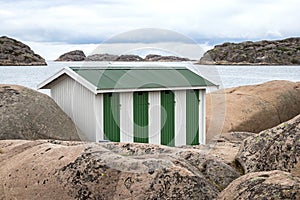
[38,65,217,146]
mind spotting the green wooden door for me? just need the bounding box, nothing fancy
[161,90,175,146]
[103,93,120,142]
[186,90,199,145]
[133,92,149,143]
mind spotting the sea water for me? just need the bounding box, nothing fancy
[0,61,299,94]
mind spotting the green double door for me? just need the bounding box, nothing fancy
[160,90,199,146]
[186,90,199,145]
[103,92,149,143]
[103,93,120,142]
[133,92,149,143]
[161,91,175,146]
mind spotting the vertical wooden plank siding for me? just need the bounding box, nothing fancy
[186,90,199,145]
[199,89,206,144]
[148,91,161,145]
[174,90,186,146]
[161,90,175,146]
[51,76,96,141]
[103,93,120,142]
[120,92,134,142]
[133,92,149,143]
[95,94,103,142]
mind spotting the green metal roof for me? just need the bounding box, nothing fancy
[70,67,215,90]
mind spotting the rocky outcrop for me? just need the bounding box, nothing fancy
[0,85,79,140]
[199,37,300,65]
[85,54,143,62]
[206,80,300,141]
[85,54,143,61]
[144,54,190,62]
[0,140,239,199]
[115,54,144,61]
[217,170,300,200]
[55,50,86,61]
[203,132,256,168]
[0,36,46,66]
[85,53,118,61]
[69,52,191,62]
[235,114,300,177]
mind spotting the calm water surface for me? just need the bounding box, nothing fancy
[0,61,299,94]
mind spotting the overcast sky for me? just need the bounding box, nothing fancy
[1,0,299,59]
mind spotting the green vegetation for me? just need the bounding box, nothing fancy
[291,58,299,64]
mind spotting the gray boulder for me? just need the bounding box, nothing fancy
[236,114,300,177]
[0,84,80,140]
[0,140,240,199]
[217,170,300,200]
[206,80,300,141]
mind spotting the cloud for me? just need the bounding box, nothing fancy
[23,28,213,60]
[26,40,212,61]
[1,0,299,45]
[24,41,99,61]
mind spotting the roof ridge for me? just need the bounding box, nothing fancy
[69,66,187,70]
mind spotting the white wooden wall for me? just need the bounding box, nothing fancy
[95,94,103,142]
[120,92,134,142]
[199,89,206,144]
[174,90,186,146]
[148,91,161,145]
[51,76,97,141]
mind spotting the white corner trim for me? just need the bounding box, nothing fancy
[37,67,97,94]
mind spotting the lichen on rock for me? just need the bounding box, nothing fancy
[217,170,300,200]
[235,114,300,177]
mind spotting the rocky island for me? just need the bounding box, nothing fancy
[56,51,191,62]
[55,50,86,61]
[0,36,46,66]
[144,54,190,62]
[199,37,300,65]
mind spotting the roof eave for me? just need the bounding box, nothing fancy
[37,67,97,94]
[95,85,215,94]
